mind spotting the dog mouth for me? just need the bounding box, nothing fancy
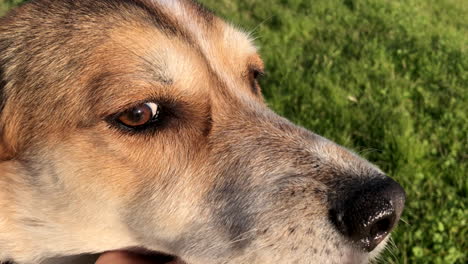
[110,243,377,264]
[119,248,184,264]
[121,246,371,264]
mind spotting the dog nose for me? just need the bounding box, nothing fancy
[329,177,406,252]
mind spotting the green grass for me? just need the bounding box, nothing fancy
[0,0,23,16]
[2,0,467,263]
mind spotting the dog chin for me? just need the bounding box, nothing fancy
[367,235,391,263]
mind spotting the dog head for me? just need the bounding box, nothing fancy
[0,1,405,263]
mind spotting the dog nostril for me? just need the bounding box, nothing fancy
[370,217,392,238]
[329,177,406,252]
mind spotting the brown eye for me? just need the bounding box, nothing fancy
[118,102,159,127]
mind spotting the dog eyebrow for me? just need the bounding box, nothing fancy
[86,70,173,115]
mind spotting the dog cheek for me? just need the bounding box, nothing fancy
[209,175,256,250]
[13,146,66,194]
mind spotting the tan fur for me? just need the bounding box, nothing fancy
[0,1,404,264]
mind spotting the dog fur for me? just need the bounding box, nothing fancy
[0,1,405,263]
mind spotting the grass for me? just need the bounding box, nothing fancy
[0,0,23,15]
[2,0,467,263]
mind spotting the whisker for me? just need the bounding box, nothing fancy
[247,15,275,40]
[399,217,409,225]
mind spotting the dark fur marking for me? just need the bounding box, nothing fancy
[215,181,254,247]
[201,103,213,137]
[190,0,215,23]
[0,67,5,115]
[19,217,48,228]
[18,154,62,191]
[18,158,43,184]
[0,38,11,117]
[209,165,256,251]
[117,0,182,36]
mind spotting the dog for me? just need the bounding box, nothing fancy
[0,0,406,263]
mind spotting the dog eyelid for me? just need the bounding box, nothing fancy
[146,102,158,117]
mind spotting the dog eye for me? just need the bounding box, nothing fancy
[117,102,159,128]
[252,69,264,80]
[249,68,264,94]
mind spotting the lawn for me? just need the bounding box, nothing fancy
[1,0,467,263]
